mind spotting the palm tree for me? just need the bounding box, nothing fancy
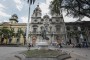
[26,0,36,45]
[27,0,36,4]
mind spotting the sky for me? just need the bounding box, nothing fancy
[0,0,90,23]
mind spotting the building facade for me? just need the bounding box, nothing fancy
[0,5,90,47]
[66,21,90,47]
[0,14,26,45]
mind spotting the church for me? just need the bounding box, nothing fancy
[30,5,66,46]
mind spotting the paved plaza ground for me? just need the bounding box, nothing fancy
[61,48,90,60]
[0,47,90,60]
[0,47,27,60]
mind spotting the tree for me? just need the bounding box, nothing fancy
[26,0,36,45]
[27,0,36,4]
[0,28,14,44]
[49,0,62,15]
[16,28,24,44]
[49,0,90,19]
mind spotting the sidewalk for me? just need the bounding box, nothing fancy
[6,56,20,60]
[0,52,20,60]
[61,48,90,60]
[0,47,27,60]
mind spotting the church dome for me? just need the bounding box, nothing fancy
[43,15,49,18]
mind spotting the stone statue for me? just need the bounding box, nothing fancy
[41,29,46,39]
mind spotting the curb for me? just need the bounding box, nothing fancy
[15,54,26,60]
[15,55,21,60]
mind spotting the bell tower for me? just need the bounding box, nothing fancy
[32,5,42,17]
[9,14,18,24]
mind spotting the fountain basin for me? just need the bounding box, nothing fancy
[22,50,71,60]
[36,41,49,49]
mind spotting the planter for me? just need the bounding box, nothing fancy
[22,50,71,60]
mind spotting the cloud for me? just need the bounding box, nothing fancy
[0,3,10,17]
[0,3,5,11]
[2,0,6,1]
[20,16,28,23]
[39,3,49,16]
[0,4,5,8]
[0,11,10,17]
[14,0,23,11]
[82,17,90,21]
[46,0,53,4]
[39,0,53,17]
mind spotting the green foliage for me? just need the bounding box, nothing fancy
[27,0,36,4]
[16,29,24,37]
[49,0,90,19]
[49,0,62,15]
[0,28,14,39]
[22,49,63,58]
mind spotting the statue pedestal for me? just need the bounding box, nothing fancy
[36,40,49,49]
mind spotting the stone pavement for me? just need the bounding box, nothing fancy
[0,47,27,60]
[3,54,20,60]
[0,47,90,60]
[61,48,90,60]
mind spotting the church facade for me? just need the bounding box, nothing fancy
[30,5,66,46]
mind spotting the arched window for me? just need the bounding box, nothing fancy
[40,26,43,31]
[56,20,59,22]
[34,20,37,22]
[55,25,60,32]
[66,26,70,31]
[73,26,77,31]
[33,28,37,33]
[49,26,52,32]
[11,28,14,31]
[32,25,38,27]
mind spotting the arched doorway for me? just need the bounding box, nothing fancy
[32,36,37,46]
[56,35,62,47]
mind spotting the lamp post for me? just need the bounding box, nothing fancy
[51,32,53,45]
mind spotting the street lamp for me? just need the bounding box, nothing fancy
[51,32,53,45]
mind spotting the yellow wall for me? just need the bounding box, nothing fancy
[0,22,26,45]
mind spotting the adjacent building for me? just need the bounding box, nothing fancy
[66,21,90,47]
[0,14,26,45]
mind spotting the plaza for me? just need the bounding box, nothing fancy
[0,5,90,48]
[0,0,90,60]
[0,47,89,60]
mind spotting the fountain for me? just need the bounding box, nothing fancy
[36,40,49,49]
[36,28,49,49]
[22,24,71,60]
